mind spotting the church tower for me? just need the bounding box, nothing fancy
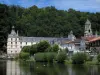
[84,19,93,37]
[68,30,76,41]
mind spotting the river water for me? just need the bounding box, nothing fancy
[0,60,100,75]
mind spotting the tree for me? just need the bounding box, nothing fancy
[21,46,31,53]
[56,51,67,63]
[37,41,50,52]
[52,44,59,52]
[72,53,87,64]
[97,54,100,62]
[30,44,37,55]
[19,52,30,60]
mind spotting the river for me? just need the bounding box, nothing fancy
[0,60,100,75]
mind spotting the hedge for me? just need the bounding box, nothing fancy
[34,52,57,62]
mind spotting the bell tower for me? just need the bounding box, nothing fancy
[68,30,76,41]
[84,19,93,37]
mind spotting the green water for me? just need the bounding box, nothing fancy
[0,60,100,75]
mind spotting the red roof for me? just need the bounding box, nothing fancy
[88,37,100,43]
[82,36,95,41]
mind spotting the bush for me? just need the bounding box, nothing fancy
[52,44,59,52]
[37,41,50,52]
[87,56,94,61]
[34,52,57,62]
[72,53,87,64]
[30,44,37,55]
[46,52,57,62]
[56,51,67,63]
[21,46,31,53]
[34,53,46,62]
[46,46,52,52]
[97,54,100,62]
[19,52,30,60]
[64,48,69,53]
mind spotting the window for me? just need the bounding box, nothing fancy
[16,45,17,48]
[20,42,22,44]
[11,38,12,41]
[89,30,90,32]
[11,42,12,44]
[20,46,22,48]
[26,42,27,45]
[15,42,17,44]
[11,51,12,53]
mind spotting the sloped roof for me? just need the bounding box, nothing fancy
[65,39,81,44]
[19,37,57,42]
[81,36,95,41]
[85,19,91,25]
[88,37,100,43]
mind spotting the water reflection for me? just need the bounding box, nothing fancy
[0,60,100,75]
[6,60,21,75]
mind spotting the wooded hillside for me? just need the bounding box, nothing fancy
[0,3,100,52]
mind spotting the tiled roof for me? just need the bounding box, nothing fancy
[85,19,91,24]
[81,36,95,41]
[88,37,100,43]
[65,39,81,44]
[19,37,57,42]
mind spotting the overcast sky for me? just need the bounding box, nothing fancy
[0,0,100,12]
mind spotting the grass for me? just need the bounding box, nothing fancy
[85,61,97,65]
[65,60,72,64]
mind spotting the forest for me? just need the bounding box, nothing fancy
[0,3,100,52]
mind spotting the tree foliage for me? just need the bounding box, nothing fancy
[0,3,100,52]
[52,44,59,52]
[37,41,50,52]
[97,54,100,62]
[21,46,31,53]
[72,53,87,64]
[56,51,67,63]
[19,52,30,60]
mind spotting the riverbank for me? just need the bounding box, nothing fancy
[16,57,100,66]
[1,60,100,75]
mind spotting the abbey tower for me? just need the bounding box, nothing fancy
[84,19,93,37]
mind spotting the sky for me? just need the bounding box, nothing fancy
[0,0,100,12]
